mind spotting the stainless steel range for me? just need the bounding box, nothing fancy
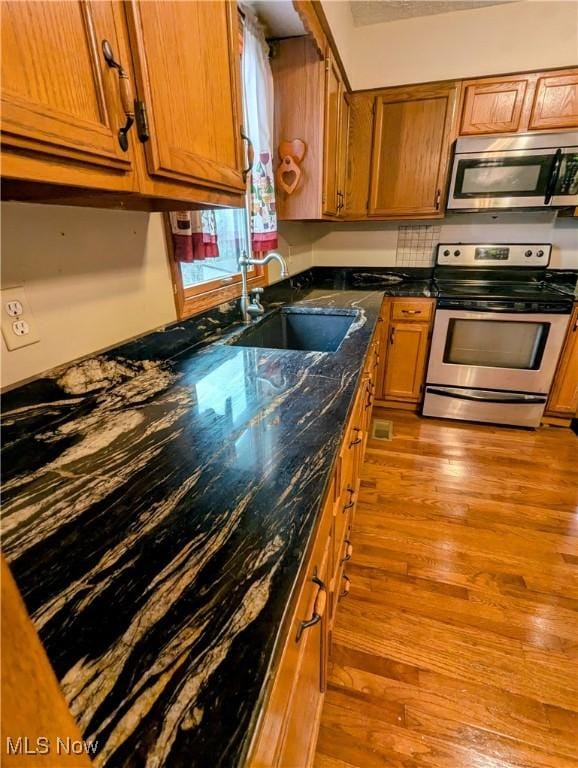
[423,243,573,428]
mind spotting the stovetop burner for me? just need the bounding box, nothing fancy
[435,281,568,302]
[433,243,573,312]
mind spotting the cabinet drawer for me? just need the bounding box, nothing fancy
[391,300,434,322]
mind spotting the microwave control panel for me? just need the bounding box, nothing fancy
[436,244,552,267]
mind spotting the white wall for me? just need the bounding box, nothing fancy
[322,0,578,90]
[309,213,578,269]
[275,222,315,279]
[0,205,314,390]
[1,204,177,390]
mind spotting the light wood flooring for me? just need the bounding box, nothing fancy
[315,409,578,768]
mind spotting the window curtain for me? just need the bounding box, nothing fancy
[169,211,219,262]
[242,7,278,253]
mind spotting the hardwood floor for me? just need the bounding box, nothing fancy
[315,409,578,768]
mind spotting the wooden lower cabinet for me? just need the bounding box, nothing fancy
[247,327,378,767]
[276,534,330,768]
[545,303,578,422]
[376,298,435,408]
[1,557,91,768]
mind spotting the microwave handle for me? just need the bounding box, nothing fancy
[544,148,563,205]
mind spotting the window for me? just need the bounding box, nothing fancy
[167,9,277,319]
[167,204,266,318]
[178,208,249,290]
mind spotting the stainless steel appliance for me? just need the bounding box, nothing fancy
[447,132,578,210]
[423,244,573,428]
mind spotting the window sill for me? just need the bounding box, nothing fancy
[178,268,268,319]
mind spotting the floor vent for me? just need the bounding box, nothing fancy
[372,419,393,441]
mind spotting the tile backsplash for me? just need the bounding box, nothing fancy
[395,225,441,267]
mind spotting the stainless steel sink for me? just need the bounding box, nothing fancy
[231,307,357,352]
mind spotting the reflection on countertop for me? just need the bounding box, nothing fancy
[1,276,384,768]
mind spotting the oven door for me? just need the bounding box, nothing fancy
[427,309,570,393]
[447,147,578,209]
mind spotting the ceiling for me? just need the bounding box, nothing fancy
[349,0,518,26]
[252,1,306,37]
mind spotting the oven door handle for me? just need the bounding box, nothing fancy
[544,148,563,205]
[427,388,548,405]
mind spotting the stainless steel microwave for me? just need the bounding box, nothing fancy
[447,131,578,210]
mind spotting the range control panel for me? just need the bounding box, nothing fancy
[436,244,552,268]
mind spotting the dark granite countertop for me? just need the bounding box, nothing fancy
[1,276,391,768]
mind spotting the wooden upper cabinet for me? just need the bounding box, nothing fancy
[546,304,578,417]
[126,0,245,194]
[368,83,459,218]
[322,53,342,216]
[1,0,136,188]
[529,72,578,131]
[337,90,350,218]
[458,68,578,136]
[272,35,350,221]
[460,77,528,134]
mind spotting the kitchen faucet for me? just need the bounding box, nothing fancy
[238,251,289,323]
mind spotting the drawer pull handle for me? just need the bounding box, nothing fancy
[366,385,374,409]
[339,575,351,599]
[296,573,327,641]
[402,309,420,315]
[241,129,254,180]
[349,427,362,447]
[343,485,355,511]
[341,540,353,563]
[102,39,134,152]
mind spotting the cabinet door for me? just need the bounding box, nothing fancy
[529,72,578,131]
[384,321,430,401]
[375,300,391,399]
[322,54,341,217]
[126,0,245,193]
[1,1,135,183]
[337,90,350,217]
[277,538,329,768]
[460,77,528,135]
[369,83,458,217]
[546,305,578,416]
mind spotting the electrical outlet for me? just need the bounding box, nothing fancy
[1,286,40,351]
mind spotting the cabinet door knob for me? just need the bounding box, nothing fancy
[102,40,135,152]
[435,188,441,210]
